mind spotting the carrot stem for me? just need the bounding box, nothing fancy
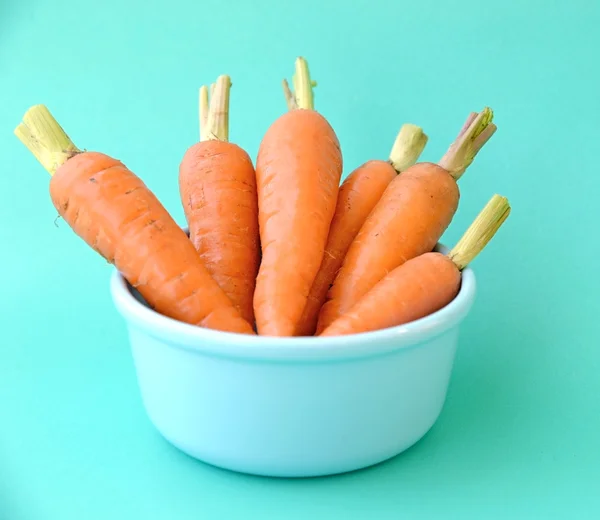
[14,105,80,175]
[438,107,497,181]
[199,85,209,141]
[388,123,429,173]
[448,194,511,270]
[204,75,231,142]
[282,79,298,110]
[288,56,315,110]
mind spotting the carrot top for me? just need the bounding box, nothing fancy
[199,75,232,142]
[282,56,317,110]
[388,123,429,173]
[438,107,497,181]
[448,194,511,270]
[14,105,81,175]
[199,84,210,140]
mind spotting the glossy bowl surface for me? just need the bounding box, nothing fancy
[110,244,476,477]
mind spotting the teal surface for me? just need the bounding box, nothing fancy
[1,0,599,517]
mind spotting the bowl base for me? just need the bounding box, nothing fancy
[153,420,437,478]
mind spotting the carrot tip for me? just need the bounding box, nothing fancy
[438,107,496,181]
[388,123,429,173]
[448,193,511,270]
[14,104,80,175]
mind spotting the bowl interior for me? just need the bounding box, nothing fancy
[109,241,477,361]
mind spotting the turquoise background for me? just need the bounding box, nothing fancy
[1,0,599,518]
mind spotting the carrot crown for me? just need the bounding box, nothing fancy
[282,56,317,110]
[448,194,511,270]
[438,107,497,181]
[14,105,81,175]
[387,123,429,173]
[200,75,231,142]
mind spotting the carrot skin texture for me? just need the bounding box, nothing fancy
[295,159,396,336]
[50,152,254,334]
[254,109,343,336]
[179,140,260,326]
[320,252,461,336]
[316,162,459,334]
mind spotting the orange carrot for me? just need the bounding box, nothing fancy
[179,75,260,326]
[316,108,497,333]
[14,105,254,335]
[295,123,429,336]
[253,57,343,336]
[321,194,511,336]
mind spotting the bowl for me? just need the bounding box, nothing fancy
[109,243,476,478]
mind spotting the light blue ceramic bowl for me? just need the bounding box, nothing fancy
[110,243,476,478]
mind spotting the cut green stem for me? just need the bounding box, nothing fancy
[14,105,80,175]
[282,79,298,110]
[438,107,497,180]
[199,85,209,141]
[283,56,315,110]
[203,75,231,142]
[448,194,511,270]
[388,123,429,173]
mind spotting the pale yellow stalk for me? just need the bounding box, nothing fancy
[204,75,231,142]
[14,105,80,175]
[282,56,316,110]
[388,123,429,173]
[448,194,511,270]
[199,85,209,140]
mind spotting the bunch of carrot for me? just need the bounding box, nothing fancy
[14,56,510,338]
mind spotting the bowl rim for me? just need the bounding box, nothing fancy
[109,242,477,361]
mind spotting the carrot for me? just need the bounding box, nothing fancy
[14,105,254,335]
[320,194,511,336]
[253,57,343,337]
[179,75,260,326]
[294,123,429,336]
[315,108,497,333]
